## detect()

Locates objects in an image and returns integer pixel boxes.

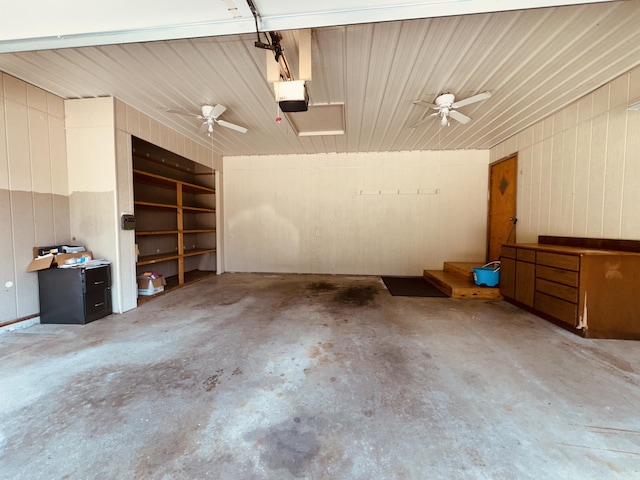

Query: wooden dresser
[500,238,640,339]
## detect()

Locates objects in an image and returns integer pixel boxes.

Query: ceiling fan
[166,104,248,135]
[411,91,491,127]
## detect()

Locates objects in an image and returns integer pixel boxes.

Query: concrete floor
[1,273,639,479]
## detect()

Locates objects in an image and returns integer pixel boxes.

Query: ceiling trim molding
[0,0,619,53]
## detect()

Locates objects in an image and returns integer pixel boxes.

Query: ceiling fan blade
[166,107,200,118]
[198,121,209,134]
[451,91,491,109]
[217,119,248,133]
[413,100,438,109]
[449,110,471,124]
[211,104,227,119]
[409,112,439,128]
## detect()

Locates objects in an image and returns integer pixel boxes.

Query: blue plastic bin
[473,261,501,287]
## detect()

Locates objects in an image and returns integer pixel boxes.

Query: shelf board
[135,230,179,236]
[133,169,215,195]
[137,252,180,266]
[133,169,176,191]
[136,229,215,236]
[134,200,178,210]
[182,205,216,213]
[182,182,215,195]
[183,248,216,258]
[183,229,216,234]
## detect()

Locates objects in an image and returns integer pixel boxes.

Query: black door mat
[381,276,448,297]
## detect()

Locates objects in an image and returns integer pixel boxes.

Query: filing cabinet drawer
[85,288,112,323]
[85,266,111,293]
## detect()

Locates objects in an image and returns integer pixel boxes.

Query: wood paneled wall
[0,74,69,324]
[490,65,640,242]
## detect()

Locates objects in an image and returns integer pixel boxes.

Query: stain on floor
[332,285,378,306]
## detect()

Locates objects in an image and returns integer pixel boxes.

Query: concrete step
[423,268,502,300]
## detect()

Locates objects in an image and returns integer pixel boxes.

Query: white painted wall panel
[586,114,607,237]
[539,137,553,233]
[548,131,564,235]
[559,126,577,234]
[224,150,489,275]
[66,97,120,312]
[491,64,640,243]
[603,106,626,237]
[622,111,640,239]
[0,74,69,324]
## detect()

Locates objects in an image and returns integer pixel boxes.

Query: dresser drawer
[535,292,577,326]
[516,248,536,263]
[536,265,579,287]
[536,252,580,271]
[501,246,516,259]
[536,278,578,303]
[85,266,111,293]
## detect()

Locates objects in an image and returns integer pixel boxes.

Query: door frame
[486,153,518,262]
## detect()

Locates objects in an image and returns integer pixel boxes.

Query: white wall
[0,74,69,325]
[223,150,490,276]
[490,65,640,243]
[65,97,121,312]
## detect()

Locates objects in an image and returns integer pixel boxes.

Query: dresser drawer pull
[93,280,105,285]
[94,302,105,308]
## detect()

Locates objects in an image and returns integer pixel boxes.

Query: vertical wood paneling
[517,147,534,242]
[491,65,640,243]
[622,68,640,239]
[539,138,553,233]
[622,110,640,238]
[548,130,564,234]
[29,107,55,244]
[586,114,607,237]
[529,141,543,237]
[5,97,38,318]
[573,120,591,236]
[0,74,18,322]
[560,125,577,234]
[603,106,626,237]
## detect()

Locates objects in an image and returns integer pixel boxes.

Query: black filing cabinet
[38,265,112,324]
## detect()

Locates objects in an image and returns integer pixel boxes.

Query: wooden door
[487,154,517,262]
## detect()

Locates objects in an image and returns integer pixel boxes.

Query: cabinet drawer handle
[94,280,105,285]
[94,302,105,308]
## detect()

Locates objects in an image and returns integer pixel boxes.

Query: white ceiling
[0,0,639,156]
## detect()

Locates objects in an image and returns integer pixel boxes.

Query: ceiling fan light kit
[166,103,248,136]
[411,91,491,128]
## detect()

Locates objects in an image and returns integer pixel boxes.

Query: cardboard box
[137,275,166,296]
[27,248,93,272]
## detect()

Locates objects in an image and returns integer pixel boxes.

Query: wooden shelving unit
[132,159,217,289]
